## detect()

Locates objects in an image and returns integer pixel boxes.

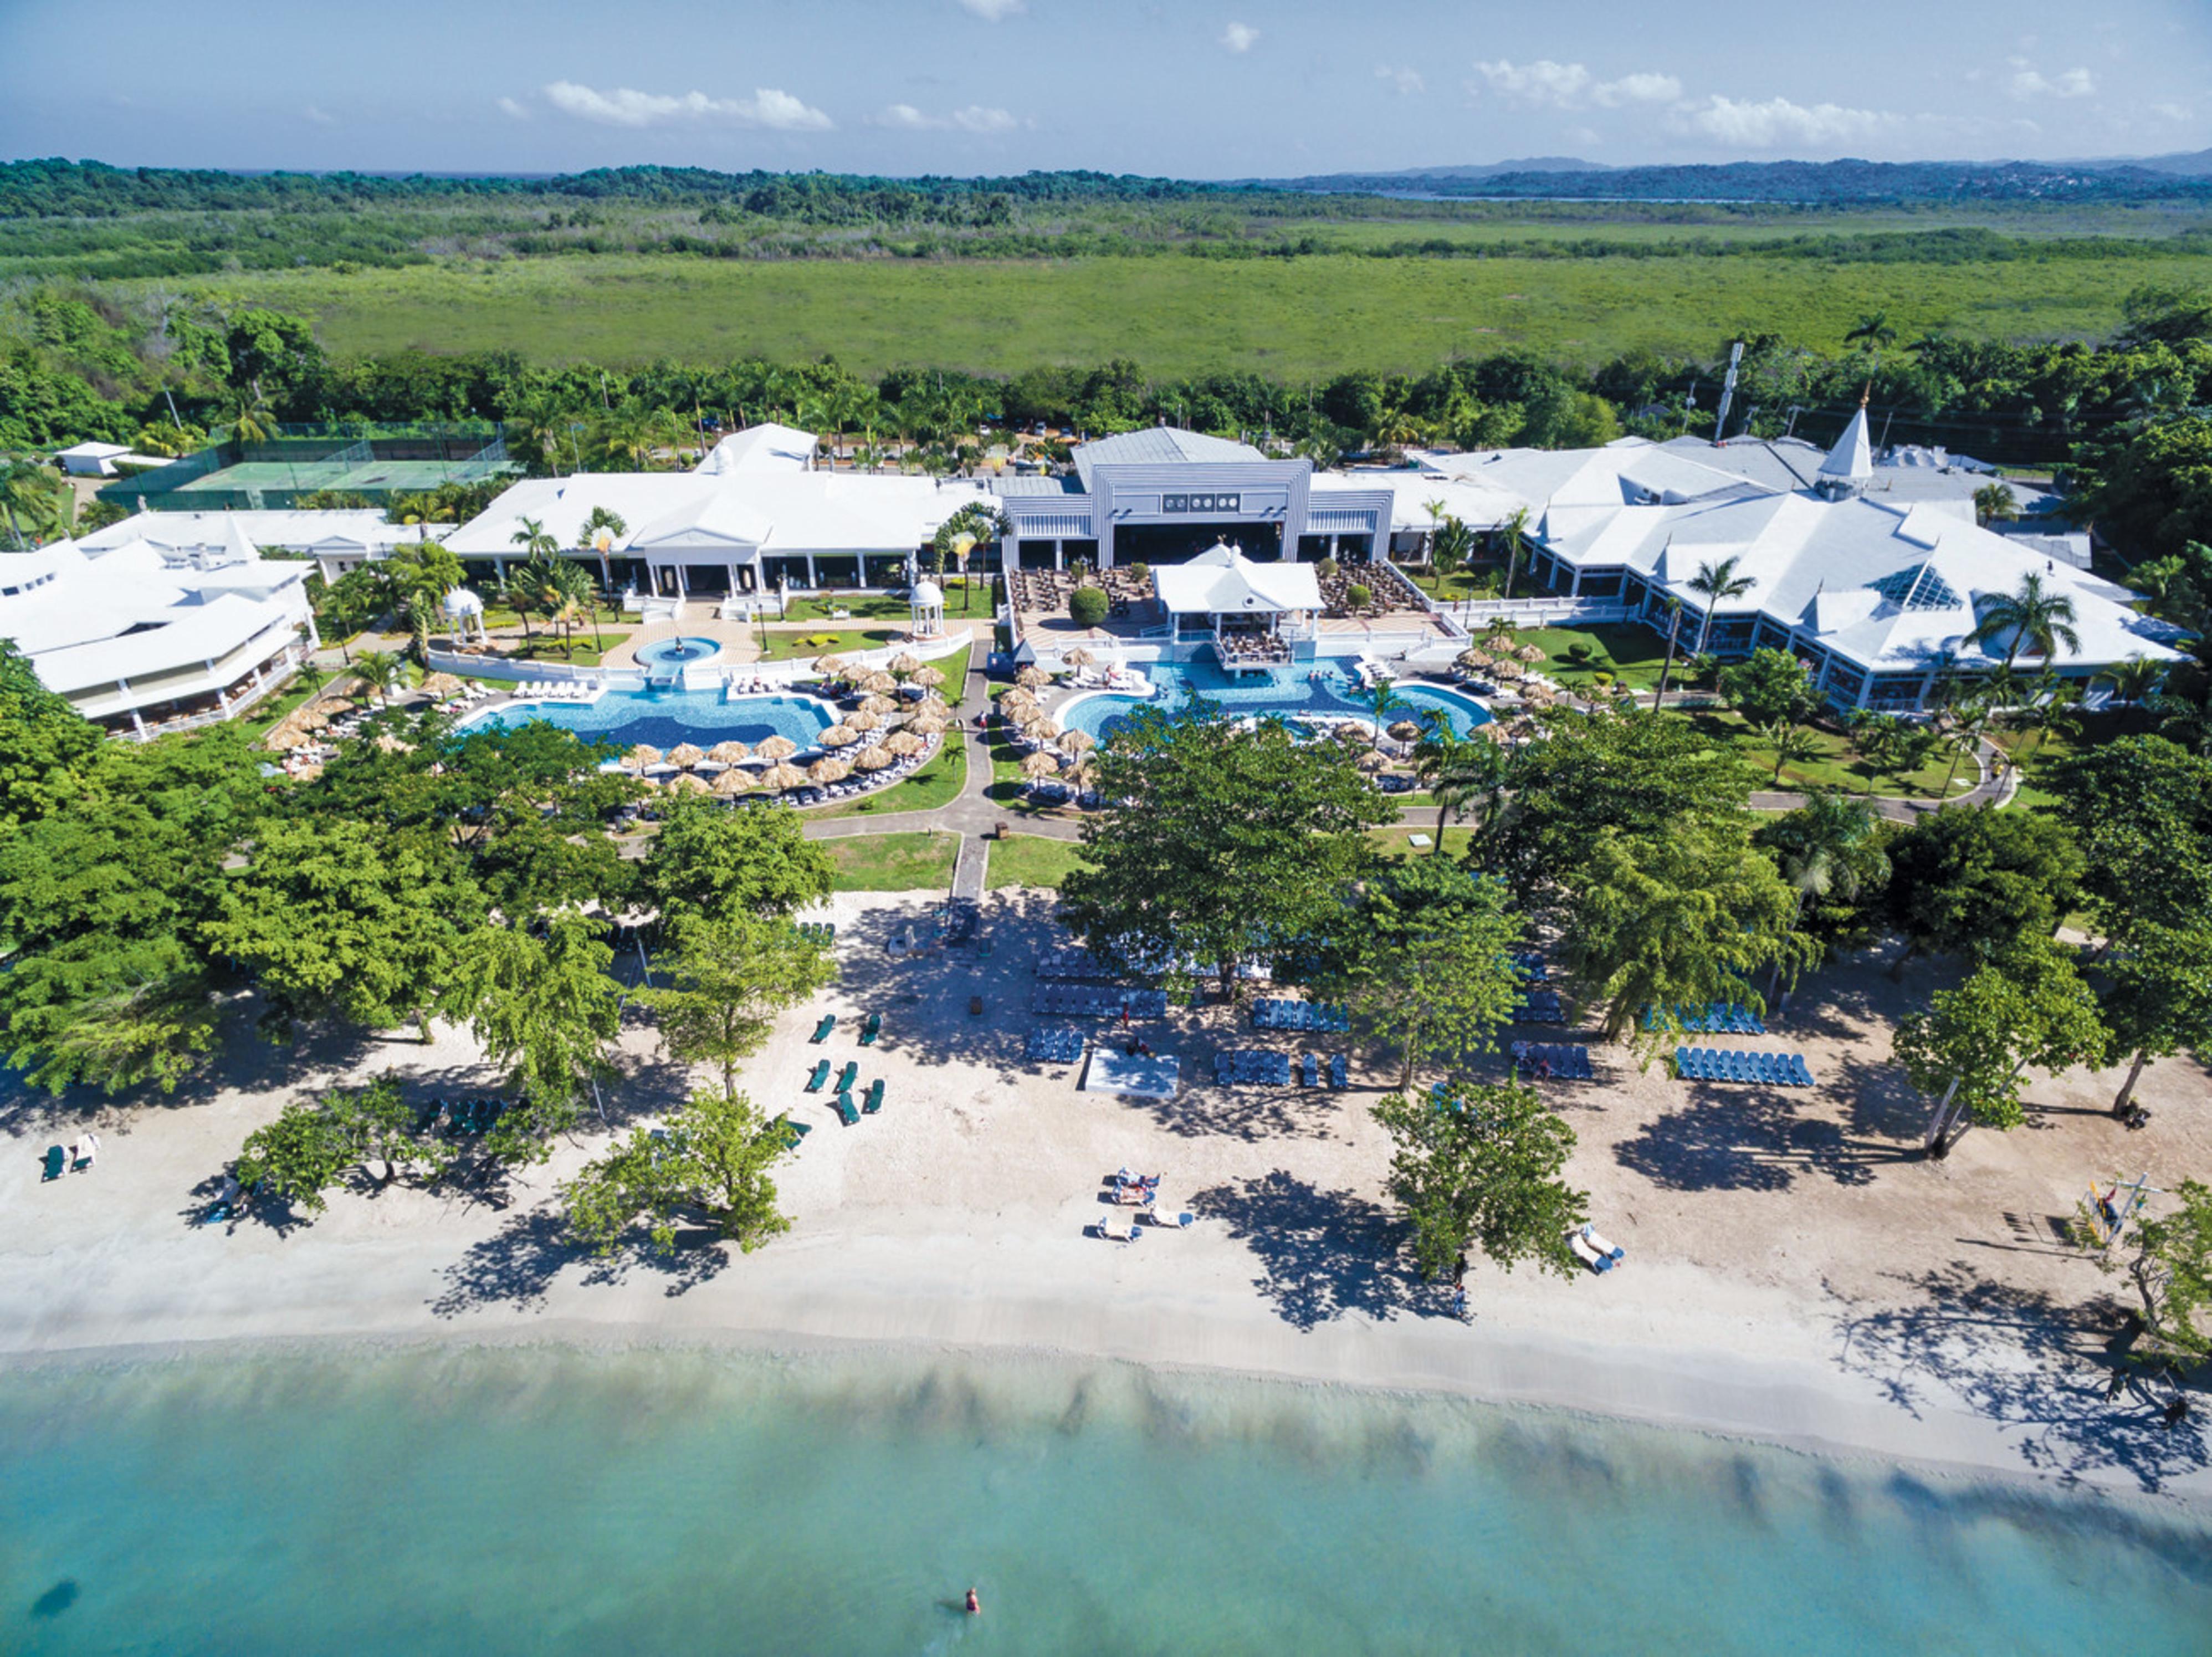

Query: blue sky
[2,0,2207,176]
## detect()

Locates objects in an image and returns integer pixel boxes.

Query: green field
[985,833,1094,890]
[145,246,2212,377]
[818,832,959,892]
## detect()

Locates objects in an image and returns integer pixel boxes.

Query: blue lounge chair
[859,1012,882,1046]
[863,1080,884,1114]
[803,1060,831,1093]
[832,1091,859,1127]
[1673,1047,1691,1079]
[833,1061,858,1094]
[1302,1052,1320,1087]
[1330,1053,1348,1088]
[1788,1053,1815,1087]
[810,1015,836,1044]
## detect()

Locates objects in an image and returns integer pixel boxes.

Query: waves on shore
[3,1342,2209,1654]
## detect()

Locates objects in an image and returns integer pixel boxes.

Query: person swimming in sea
[965,1588,981,1615]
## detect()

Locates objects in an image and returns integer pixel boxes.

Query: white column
[304,612,321,649]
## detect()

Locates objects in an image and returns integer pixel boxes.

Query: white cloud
[2009,62,2096,100]
[1472,59,1590,105]
[2152,101,2191,122]
[303,105,336,126]
[496,96,531,120]
[542,81,833,131]
[1375,65,1425,97]
[1221,22,1259,54]
[957,0,1023,17]
[1590,71,1681,108]
[1675,94,1892,148]
[875,103,1019,133]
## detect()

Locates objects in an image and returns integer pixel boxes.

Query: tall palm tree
[1934,701,1990,797]
[1687,555,1755,656]
[1972,482,2019,527]
[1413,729,1509,853]
[508,516,558,638]
[380,539,464,664]
[1,461,72,548]
[1498,507,1533,602]
[352,649,402,707]
[582,505,627,596]
[1967,571,2081,670]
[1650,595,1687,706]
[1431,515,1474,599]
[1763,790,1886,1003]
[2092,655,2165,708]
[1844,311,1897,365]
[1761,718,1820,783]
[1366,676,1407,740]
[228,388,277,446]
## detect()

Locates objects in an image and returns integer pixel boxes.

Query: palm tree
[2006,674,2081,760]
[1431,515,1474,600]
[228,388,277,446]
[2092,656,2165,708]
[1844,311,1897,365]
[1498,507,1533,602]
[380,539,464,663]
[1,461,73,548]
[353,649,402,707]
[1972,482,2019,528]
[1414,729,1510,852]
[1763,790,1886,1004]
[1687,555,1755,656]
[1933,702,1991,797]
[582,505,627,596]
[1761,718,1820,784]
[1650,595,1687,707]
[1849,710,1903,797]
[1366,676,1408,740]
[508,516,559,638]
[1967,571,2081,670]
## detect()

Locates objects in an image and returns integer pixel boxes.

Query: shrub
[1069,585,1109,627]
[1125,561,1150,584]
[1318,558,1340,580]
[1346,583,1373,610]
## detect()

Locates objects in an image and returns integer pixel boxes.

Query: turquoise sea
[3,1344,2208,1656]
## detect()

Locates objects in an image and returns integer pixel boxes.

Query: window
[1866,564,1959,611]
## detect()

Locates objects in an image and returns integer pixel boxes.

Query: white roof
[75,509,424,557]
[695,423,817,476]
[1313,472,1526,533]
[55,441,131,459]
[1151,544,1322,615]
[1820,407,1875,482]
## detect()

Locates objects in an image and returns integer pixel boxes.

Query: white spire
[1819,400,1874,485]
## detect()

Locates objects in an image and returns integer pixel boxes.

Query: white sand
[3,889,2207,1502]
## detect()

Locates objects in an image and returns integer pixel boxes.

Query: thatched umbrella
[1058,728,1097,756]
[375,732,414,755]
[1066,647,1097,667]
[1515,643,1547,663]
[708,739,751,764]
[883,730,926,757]
[1355,748,1390,772]
[999,698,1040,725]
[421,672,465,697]
[760,761,811,791]
[813,654,852,679]
[808,756,851,785]
[844,710,883,734]
[859,693,899,715]
[1022,716,1062,741]
[1021,750,1062,779]
[1484,631,1515,650]
[756,735,799,761]
[626,743,663,772]
[267,727,310,751]
[909,664,946,689]
[907,717,948,742]
[1489,659,1525,682]
[888,651,924,675]
[1388,720,1423,742]
[667,742,706,769]
[852,746,895,772]
[667,771,713,796]
[1015,664,1049,689]
[820,725,861,748]
[1457,647,1494,671]
[713,768,756,797]
[859,670,898,694]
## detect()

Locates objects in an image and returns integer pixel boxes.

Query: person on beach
[965,1588,980,1615]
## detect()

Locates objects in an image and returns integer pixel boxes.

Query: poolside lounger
[1302,1052,1320,1088]
[863,1080,884,1114]
[1674,1046,1693,1080]
[1583,1223,1626,1264]
[1330,1053,1348,1088]
[1568,1230,1613,1274]
[1788,1053,1815,1087]
[810,1014,837,1044]
[859,1012,882,1046]
[804,1060,831,1092]
[41,1144,66,1182]
[833,1061,858,1093]
[832,1091,859,1127]
[1148,1210,1195,1229]
[1098,1213,1143,1243]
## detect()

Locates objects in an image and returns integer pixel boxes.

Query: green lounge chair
[776,1114,811,1148]
[810,1015,837,1044]
[863,1079,884,1114]
[803,1060,831,1093]
[832,1091,859,1127]
[859,1012,882,1046]
[41,1145,66,1182]
[833,1061,858,1093]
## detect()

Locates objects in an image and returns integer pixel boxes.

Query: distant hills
[1258,157,2212,203]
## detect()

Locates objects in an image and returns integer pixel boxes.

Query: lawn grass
[233,674,325,740]
[1680,709,1968,797]
[1486,623,1673,692]
[985,833,1095,889]
[1369,825,1476,860]
[779,594,918,622]
[818,832,959,892]
[1988,705,2160,810]
[164,249,2204,378]
[760,626,903,662]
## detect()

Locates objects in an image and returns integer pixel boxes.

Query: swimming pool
[632,636,724,670]
[465,687,837,753]
[1060,659,1492,745]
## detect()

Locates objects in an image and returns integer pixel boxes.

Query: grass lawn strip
[820,832,959,892]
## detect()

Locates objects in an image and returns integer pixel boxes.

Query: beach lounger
[1330,1053,1348,1088]
[1673,1047,1692,1080]
[41,1144,66,1182]
[1568,1230,1614,1274]
[1583,1223,1626,1264]
[859,1012,882,1046]
[1098,1213,1143,1243]
[776,1114,812,1148]
[832,1091,859,1127]
[1788,1053,1815,1087]
[804,1060,831,1092]
[1302,1052,1320,1087]
[810,1014,836,1044]
[863,1080,884,1114]
[833,1061,858,1093]
[1148,1209,1194,1229]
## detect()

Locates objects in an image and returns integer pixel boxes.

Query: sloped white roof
[695,423,817,476]
[1820,407,1875,482]
[1314,472,1525,533]
[1151,544,1322,615]
[76,508,423,558]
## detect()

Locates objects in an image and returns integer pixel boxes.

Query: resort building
[1153,544,1324,666]
[82,509,432,577]
[0,517,317,734]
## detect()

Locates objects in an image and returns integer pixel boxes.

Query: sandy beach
[3,888,2207,1503]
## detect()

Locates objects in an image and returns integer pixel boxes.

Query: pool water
[465,688,835,753]
[1063,659,1492,745]
[632,636,723,669]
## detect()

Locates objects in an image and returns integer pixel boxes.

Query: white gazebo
[443,585,488,646]
[909,577,945,638]
[1150,543,1322,671]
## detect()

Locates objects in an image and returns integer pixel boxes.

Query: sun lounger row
[1036,943,1113,980]
[1512,988,1566,1024]
[1251,998,1350,1034]
[1513,1043,1594,1081]
[796,922,837,945]
[1569,1223,1627,1274]
[1030,984,1169,1019]
[1215,1049,1293,1086]
[1295,1051,1352,1087]
[1027,1026,1087,1063]
[1508,952,1548,983]
[1645,1002,1765,1036]
[1675,1047,1814,1086]
[818,1076,888,1126]
[427,1096,508,1136]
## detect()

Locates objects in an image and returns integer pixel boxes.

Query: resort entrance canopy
[1152,544,1320,667]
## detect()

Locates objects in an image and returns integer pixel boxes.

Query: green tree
[1431,514,1474,594]
[234,1097,356,1216]
[209,818,478,1042]
[1753,791,1892,976]
[1883,805,2083,976]
[0,639,101,828]
[376,538,465,663]
[1717,648,1815,728]
[1687,555,1755,655]
[324,1073,449,1188]
[646,797,836,925]
[1972,480,2020,527]
[1893,938,2107,1157]
[1372,1081,1588,1285]
[1762,717,1821,782]
[1314,858,1524,1091]
[2087,1180,2212,1365]
[1069,584,1109,628]
[352,649,403,706]
[646,912,838,1099]
[441,911,623,1144]
[1411,726,1510,852]
[1967,571,2082,670]
[1498,506,1532,602]
[2049,734,2212,938]
[2095,922,2212,1117]
[562,1087,796,1257]
[1061,710,1391,999]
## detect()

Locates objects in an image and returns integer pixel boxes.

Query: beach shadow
[1190,1168,1426,1330]
[1615,1087,1907,1193]
[1831,1260,2209,1492]
[429,1207,730,1316]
